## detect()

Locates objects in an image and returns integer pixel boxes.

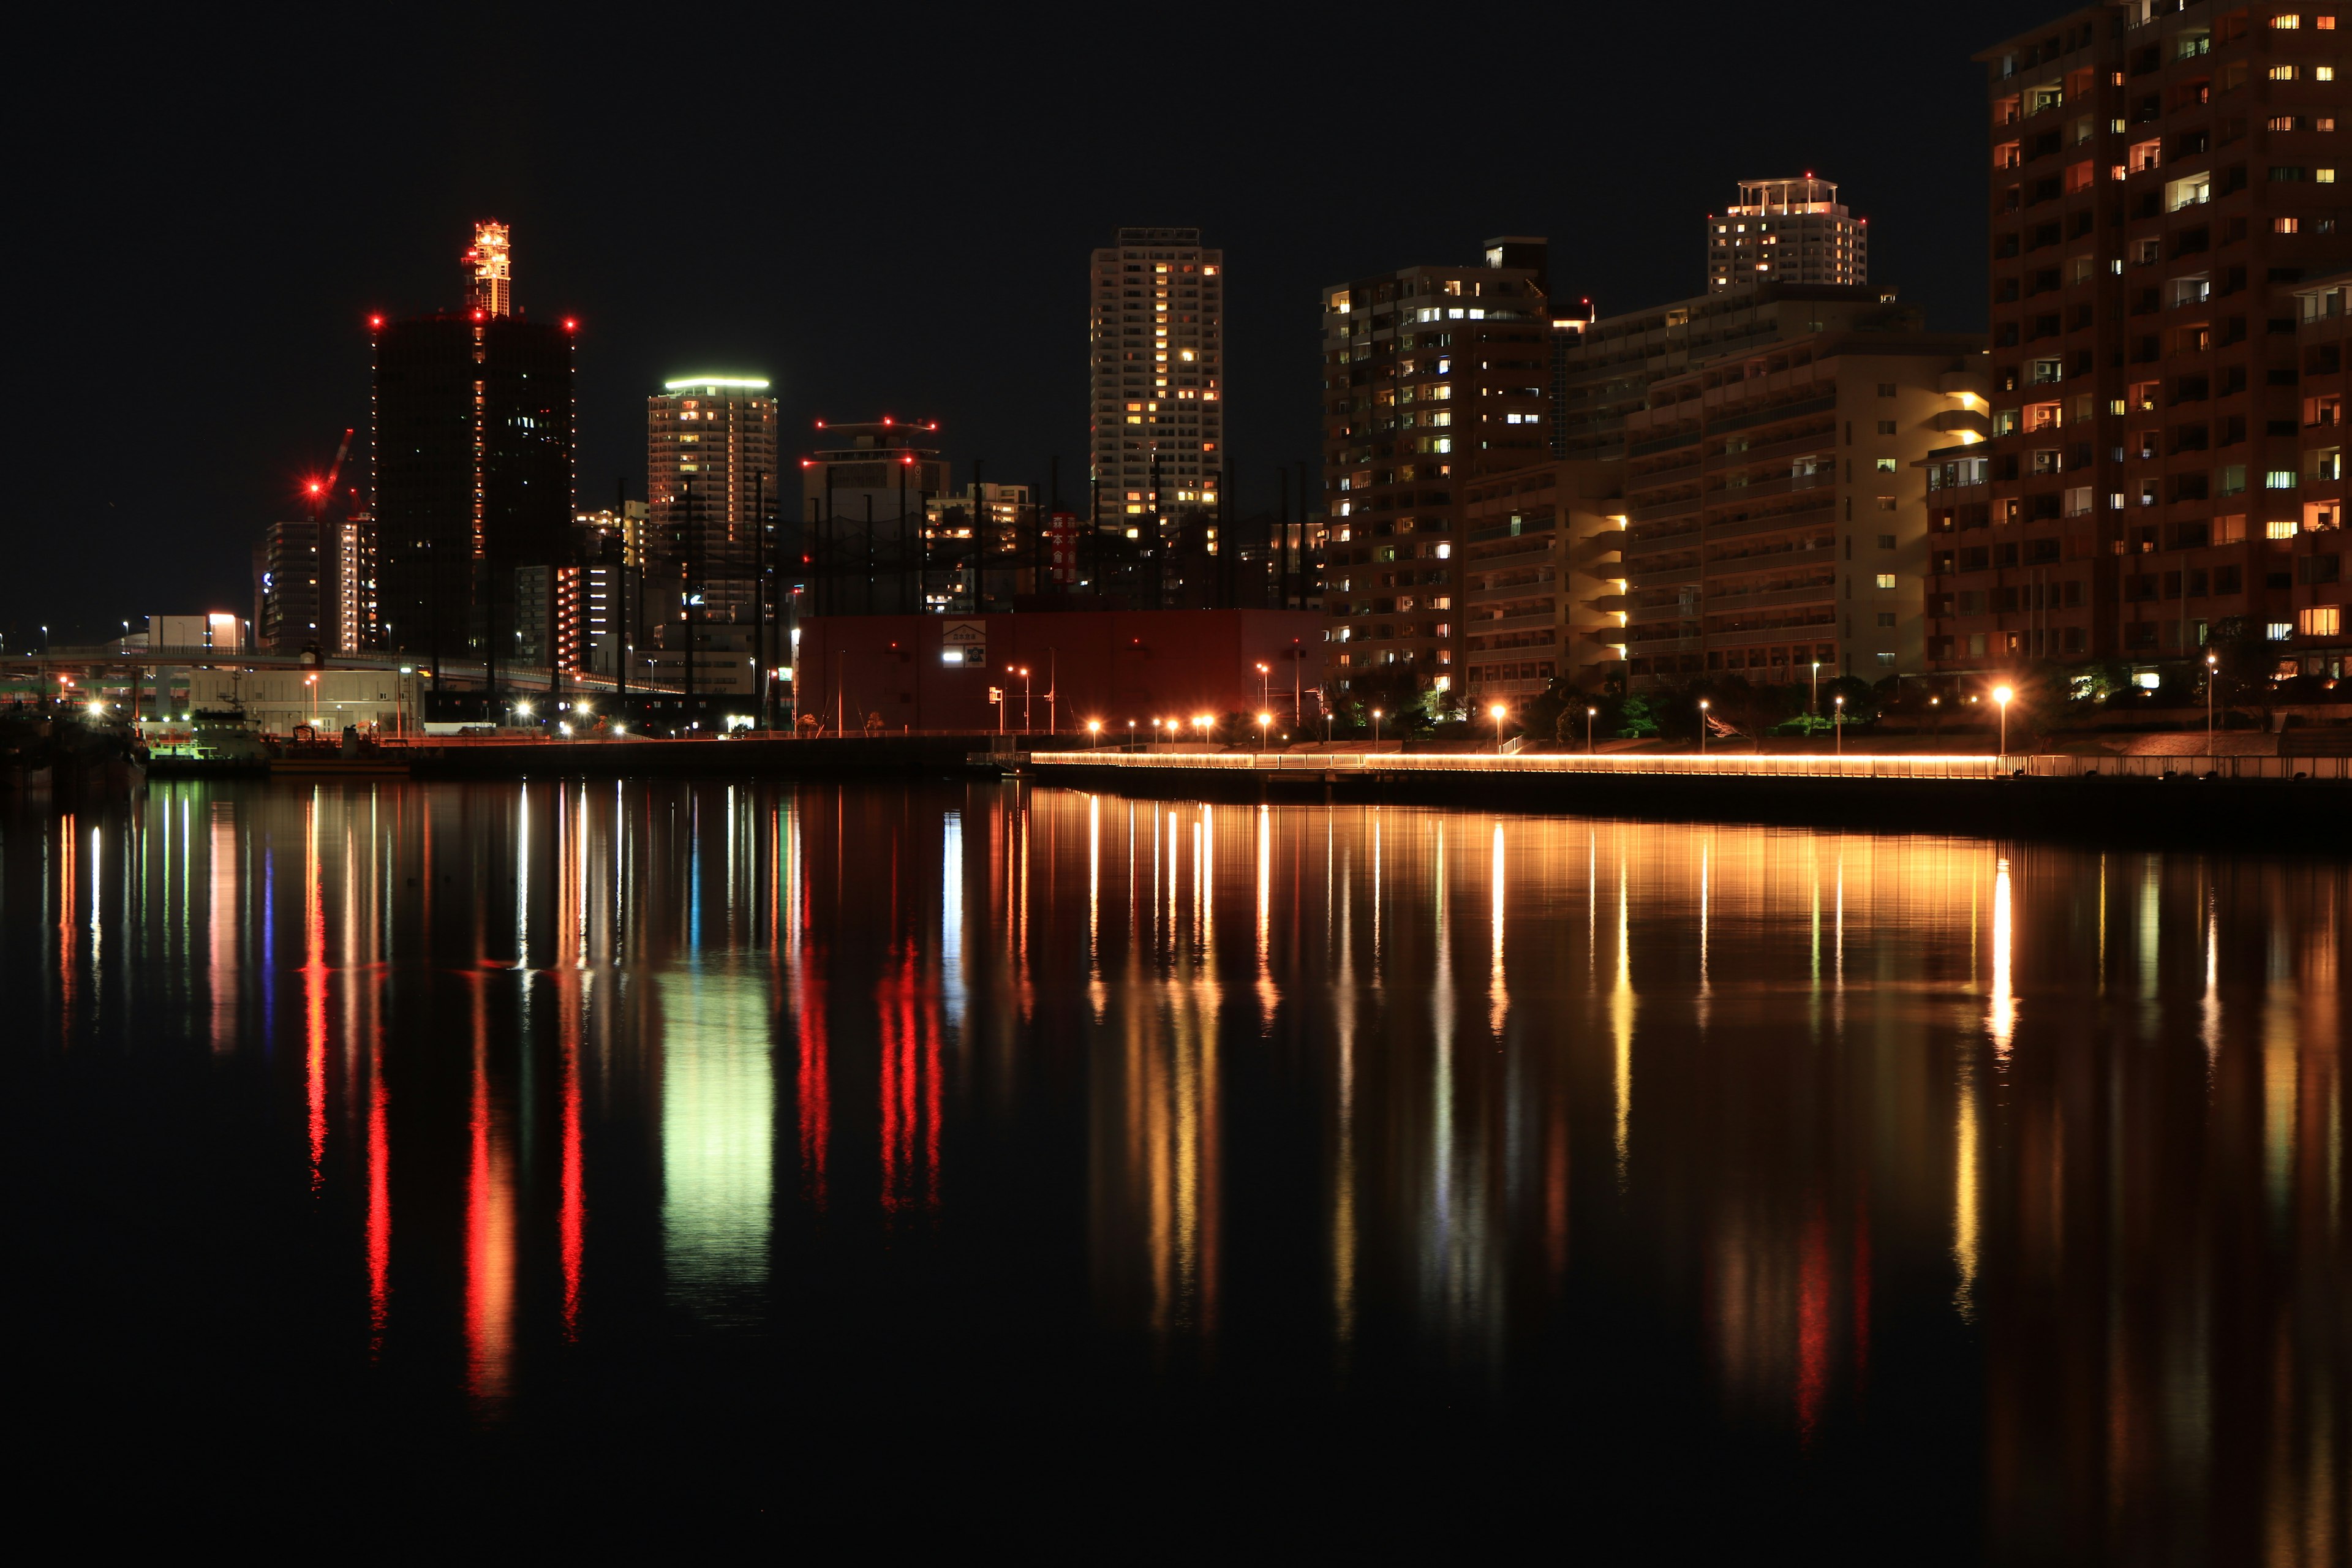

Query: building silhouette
[370,221,575,671]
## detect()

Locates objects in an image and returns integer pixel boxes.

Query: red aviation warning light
[562,317,578,332]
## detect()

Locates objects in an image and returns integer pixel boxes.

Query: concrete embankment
[1009,753,2352,851]
[402,733,996,778]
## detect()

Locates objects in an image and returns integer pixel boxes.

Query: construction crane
[304,428,355,517]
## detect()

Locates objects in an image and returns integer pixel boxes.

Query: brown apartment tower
[1930,1,2352,680]
[1321,238,1553,701]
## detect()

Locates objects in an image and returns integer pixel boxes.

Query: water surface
[6,780,2345,1558]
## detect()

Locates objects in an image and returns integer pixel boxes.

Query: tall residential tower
[1706,178,1868,293]
[1088,228,1224,530]
[1319,238,1553,698]
[646,376,780,632]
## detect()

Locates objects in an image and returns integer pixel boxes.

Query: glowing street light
[1087,718,1102,748]
[1992,684,2013,755]
[1371,707,1383,744]
[1193,712,1213,743]
[1698,696,1710,757]
[1256,661,1270,707]
[1488,701,1508,752]
[1256,710,1271,748]
[1834,693,1846,756]
[2204,652,2218,761]
[1586,705,1598,755]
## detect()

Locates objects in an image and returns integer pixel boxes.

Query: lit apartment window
[2268,470,2301,489]
[2302,606,2343,636]
[2268,622,2296,640]
[1874,573,1897,589]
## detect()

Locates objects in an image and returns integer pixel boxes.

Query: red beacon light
[367,314,385,330]
[471,309,486,322]
[562,317,578,332]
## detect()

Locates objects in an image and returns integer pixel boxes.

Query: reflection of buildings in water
[660,963,775,1319]
[464,974,514,1409]
[876,948,943,1215]
[208,799,238,1051]
[1093,971,1221,1342]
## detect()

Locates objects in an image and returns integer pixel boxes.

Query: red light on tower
[471,309,485,322]
[882,416,893,426]
[368,314,385,330]
[562,317,578,332]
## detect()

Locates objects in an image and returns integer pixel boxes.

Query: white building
[1706,177,1867,294]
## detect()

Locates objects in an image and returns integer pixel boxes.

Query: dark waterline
[6,780,2345,1557]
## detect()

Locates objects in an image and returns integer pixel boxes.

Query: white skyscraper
[1087,227,1224,533]
[1705,177,1868,294]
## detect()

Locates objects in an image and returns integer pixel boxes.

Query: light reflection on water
[6,778,2347,1556]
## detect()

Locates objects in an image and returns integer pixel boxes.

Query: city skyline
[6,2,2057,641]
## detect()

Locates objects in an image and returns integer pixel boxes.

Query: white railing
[1017,750,2352,783]
[1023,750,2018,780]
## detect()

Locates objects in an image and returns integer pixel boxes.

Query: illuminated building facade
[258,511,377,653]
[1542,282,1983,690]
[1320,238,1553,696]
[1706,178,1869,293]
[2286,270,2350,673]
[371,222,575,664]
[466,222,511,318]
[1088,228,1224,533]
[647,377,778,635]
[1940,3,2352,676]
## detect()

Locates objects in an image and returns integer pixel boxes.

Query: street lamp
[1698,697,1710,757]
[1834,693,1845,756]
[1993,684,2013,755]
[1488,701,1509,752]
[1008,665,1032,734]
[1810,660,1820,717]
[1371,707,1382,744]
[1194,712,1213,744]
[1257,711,1271,749]
[1256,661,1270,708]
[1586,705,1598,755]
[2204,652,2218,762]
[1087,718,1102,748]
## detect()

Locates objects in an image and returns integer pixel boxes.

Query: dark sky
[9,1,2057,643]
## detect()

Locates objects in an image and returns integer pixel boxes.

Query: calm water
[6,779,2346,1557]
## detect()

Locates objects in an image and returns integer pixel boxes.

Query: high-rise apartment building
[260,518,325,650]
[1518,283,1984,696]
[1706,178,1869,293]
[1933,3,2352,677]
[1088,228,1224,530]
[258,510,377,653]
[372,221,575,664]
[647,376,780,633]
[1321,238,1554,698]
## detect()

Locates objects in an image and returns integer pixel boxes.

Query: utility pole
[614,475,630,703]
[753,469,767,730]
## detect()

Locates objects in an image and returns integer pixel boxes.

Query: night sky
[12,2,2057,644]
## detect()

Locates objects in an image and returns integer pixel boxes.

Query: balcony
[1463,542,1553,573]
[1702,581,1838,613]
[1468,610,1557,635]
[1467,580,1553,606]
[1627,562,1701,590]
